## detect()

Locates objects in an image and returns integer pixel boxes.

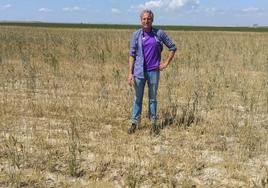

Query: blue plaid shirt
[129,27,177,78]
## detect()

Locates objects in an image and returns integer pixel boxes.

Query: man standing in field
[127,9,177,135]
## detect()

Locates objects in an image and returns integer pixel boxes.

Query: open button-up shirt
[129,28,177,78]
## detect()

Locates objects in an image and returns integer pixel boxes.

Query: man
[128,9,177,135]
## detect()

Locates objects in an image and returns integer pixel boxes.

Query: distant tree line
[1,22,268,32]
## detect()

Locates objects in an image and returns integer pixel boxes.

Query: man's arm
[159,50,176,71]
[128,56,135,86]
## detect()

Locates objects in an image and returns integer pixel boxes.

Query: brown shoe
[128,123,137,134]
[150,121,160,136]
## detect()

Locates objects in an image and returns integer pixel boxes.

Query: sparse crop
[0,25,267,187]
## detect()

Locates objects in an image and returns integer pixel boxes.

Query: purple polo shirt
[142,31,161,71]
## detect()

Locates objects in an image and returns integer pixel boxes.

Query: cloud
[137,0,199,11]
[111,8,121,14]
[141,0,163,9]
[242,7,259,12]
[0,4,11,10]
[38,8,52,13]
[204,7,216,12]
[62,6,83,12]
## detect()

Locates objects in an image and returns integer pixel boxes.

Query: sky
[0,0,267,26]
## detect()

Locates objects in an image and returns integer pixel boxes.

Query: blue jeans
[131,70,160,124]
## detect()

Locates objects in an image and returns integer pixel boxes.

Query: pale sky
[0,0,267,26]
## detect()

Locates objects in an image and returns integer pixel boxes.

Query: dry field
[0,26,267,187]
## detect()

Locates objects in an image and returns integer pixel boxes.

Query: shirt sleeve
[160,30,177,52]
[129,31,137,58]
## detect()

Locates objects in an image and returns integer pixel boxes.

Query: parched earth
[0,112,267,187]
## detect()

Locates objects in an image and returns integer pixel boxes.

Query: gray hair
[140,9,154,21]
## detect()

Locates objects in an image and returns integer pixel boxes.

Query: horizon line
[1,21,268,30]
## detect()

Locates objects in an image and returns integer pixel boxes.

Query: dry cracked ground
[0,105,267,187]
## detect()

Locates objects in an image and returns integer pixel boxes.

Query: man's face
[141,13,153,30]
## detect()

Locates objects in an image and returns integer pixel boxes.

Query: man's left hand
[159,62,168,71]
